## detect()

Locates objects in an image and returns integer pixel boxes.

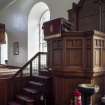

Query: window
[28,2,50,60]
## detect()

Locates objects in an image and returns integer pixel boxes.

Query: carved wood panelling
[95,49,101,66]
[102,40,105,47]
[87,39,91,48]
[95,39,102,47]
[102,49,105,67]
[66,49,82,66]
[53,40,62,49]
[53,50,62,66]
[52,40,63,66]
[85,39,91,68]
[46,30,105,105]
[66,39,82,66]
[94,39,105,67]
[87,49,91,67]
[66,39,82,48]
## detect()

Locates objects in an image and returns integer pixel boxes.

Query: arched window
[28,2,50,60]
[39,10,50,52]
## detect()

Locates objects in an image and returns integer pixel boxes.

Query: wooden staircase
[7,52,53,105]
[8,74,52,105]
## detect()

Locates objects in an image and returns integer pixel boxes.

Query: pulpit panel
[53,50,62,66]
[102,49,105,66]
[48,39,64,69]
[94,49,101,67]
[86,39,91,68]
[93,36,105,71]
[65,39,82,66]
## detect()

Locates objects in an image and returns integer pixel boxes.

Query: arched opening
[1,32,8,64]
[28,2,50,60]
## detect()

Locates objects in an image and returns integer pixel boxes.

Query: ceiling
[0,0,13,9]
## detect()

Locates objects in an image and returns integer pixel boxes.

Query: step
[33,74,50,80]
[8,101,21,105]
[23,87,39,94]
[39,70,51,76]
[29,81,44,87]
[16,95,34,103]
[32,74,51,83]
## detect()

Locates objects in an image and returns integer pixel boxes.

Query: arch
[28,2,50,60]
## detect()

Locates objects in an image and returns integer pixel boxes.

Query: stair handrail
[12,52,47,78]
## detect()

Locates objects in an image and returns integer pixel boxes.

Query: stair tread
[23,87,39,94]
[17,95,34,103]
[33,74,50,79]
[29,81,44,86]
[8,101,21,105]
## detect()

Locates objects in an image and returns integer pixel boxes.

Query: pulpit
[43,18,105,105]
[43,0,105,105]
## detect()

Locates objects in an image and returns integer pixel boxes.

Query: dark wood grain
[68,0,105,32]
[46,29,105,105]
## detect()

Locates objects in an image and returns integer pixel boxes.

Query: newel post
[30,61,32,77]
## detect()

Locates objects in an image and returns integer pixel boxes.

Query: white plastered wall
[0,0,79,66]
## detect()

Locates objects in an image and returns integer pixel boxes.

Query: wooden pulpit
[43,17,105,105]
[43,0,105,105]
